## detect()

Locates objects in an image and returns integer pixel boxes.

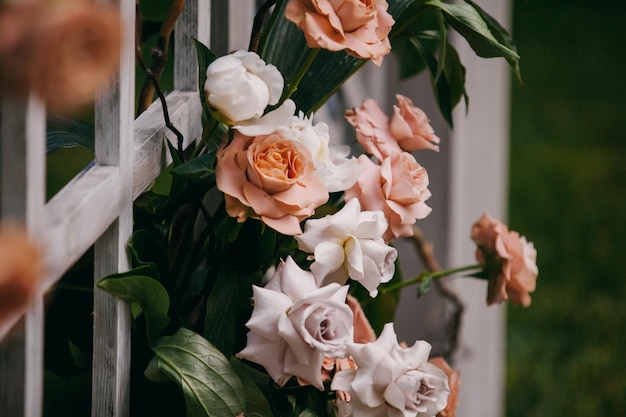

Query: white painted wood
[229,0,256,51]
[91,0,135,415]
[174,0,211,91]
[0,96,46,417]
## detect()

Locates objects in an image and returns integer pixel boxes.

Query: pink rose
[345,153,432,241]
[471,213,538,307]
[285,0,395,66]
[390,95,440,152]
[215,130,328,235]
[346,95,440,160]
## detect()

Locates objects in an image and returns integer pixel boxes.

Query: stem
[282,48,320,102]
[380,264,483,294]
[191,117,220,158]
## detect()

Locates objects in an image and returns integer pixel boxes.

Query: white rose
[331,323,450,417]
[204,50,284,123]
[236,256,354,390]
[295,198,397,297]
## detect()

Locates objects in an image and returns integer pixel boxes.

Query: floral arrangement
[0,1,538,417]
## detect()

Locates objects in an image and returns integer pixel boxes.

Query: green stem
[283,48,321,102]
[380,264,483,294]
[191,117,220,158]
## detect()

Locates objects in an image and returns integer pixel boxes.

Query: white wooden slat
[174,0,210,92]
[91,0,135,415]
[132,91,202,199]
[0,96,46,417]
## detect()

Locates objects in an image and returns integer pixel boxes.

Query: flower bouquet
[2,0,538,416]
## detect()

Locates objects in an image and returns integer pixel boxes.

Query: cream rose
[471,213,539,307]
[285,0,395,66]
[236,257,354,390]
[204,50,284,123]
[345,153,432,242]
[215,130,329,235]
[295,198,397,296]
[331,323,449,417]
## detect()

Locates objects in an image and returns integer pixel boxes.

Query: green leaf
[230,358,274,417]
[151,328,246,417]
[97,274,170,340]
[129,230,169,283]
[193,38,218,121]
[464,0,522,83]
[171,151,217,181]
[417,275,433,297]
[47,117,95,153]
[424,1,519,61]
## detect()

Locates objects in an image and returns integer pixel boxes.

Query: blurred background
[506,0,626,415]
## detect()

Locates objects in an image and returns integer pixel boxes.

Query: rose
[428,357,461,417]
[215,130,329,235]
[0,224,43,341]
[236,257,354,390]
[331,323,449,417]
[204,50,284,123]
[390,95,441,153]
[471,213,538,306]
[285,0,395,66]
[279,112,361,192]
[346,294,376,344]
[346,96,440,161]
[345,153,432,242]
[295,198,397,296]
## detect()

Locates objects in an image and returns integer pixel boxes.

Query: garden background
[506,0,626,415]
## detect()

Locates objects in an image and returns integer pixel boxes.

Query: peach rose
[0,224,43,341]
[346,95,440,160]
[285,0,395,66]
[216,130,328,235]
[346,294,376,343]
[428,357,461,417]
[345,153,432,242]
[390,95,440,152]
[471,213,538,307]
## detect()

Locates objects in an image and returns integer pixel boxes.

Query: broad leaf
[129,229,169,283]
[424,1,519,61]
[193,38,217,120]
[230,358,274,417]
[171,151,217,181]
[97,274,170,340]
[151,328,246,417]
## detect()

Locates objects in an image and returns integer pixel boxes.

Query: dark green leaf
[129,230,169,283]
[442,42,468,114]
[193,38,217,119]
[151,328,246,417]
[464,0,522,83]
[97,274,170,340]
[171,152,217,181]
[424,1,519,61]
[230,358,274,417]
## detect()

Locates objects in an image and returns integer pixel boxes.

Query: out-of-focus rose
[345,294,376,343]
[471,213,538,307]
[428,357,461,417]
[204,50,284,123]
[346,96,440,161]
[390,95,440,152]
[236,257,354,390]
[215,130,328,235]
[285,0,395,66]
[331,323,449,417]
[0,224,43,341]
[295,199,397,296]
[345,153,432,242]
[0,2,121,115]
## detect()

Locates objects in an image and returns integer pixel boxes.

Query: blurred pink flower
[471,213,538,307]
[285,0,394,66]
[428,357,461,417]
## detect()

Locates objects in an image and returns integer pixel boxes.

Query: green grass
[506,1,626,416]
